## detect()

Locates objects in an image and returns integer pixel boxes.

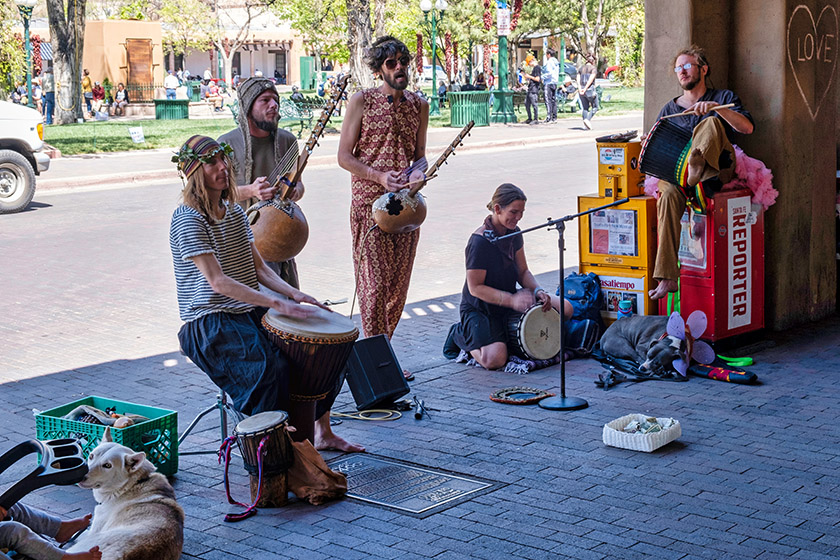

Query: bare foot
[314,413,365,453]
[56,514,92,543]
[63,546,101,560]
[686,148,706,186]
[648,279,679,300]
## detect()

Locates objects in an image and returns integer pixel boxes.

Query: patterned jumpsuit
[350,88,422,338]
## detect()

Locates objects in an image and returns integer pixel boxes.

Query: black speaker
[345,335,410,410]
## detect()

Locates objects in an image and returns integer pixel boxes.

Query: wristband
[534,287,546,297]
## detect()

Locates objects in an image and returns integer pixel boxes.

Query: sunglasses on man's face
[674,63,698,73]
[384,56,411,70]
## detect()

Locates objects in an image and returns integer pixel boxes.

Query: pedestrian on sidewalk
[81,69,93,118]
[542,49,560,122]
[164,71,179,100]
[578,54,598,129]
[521,55,541,124]
[41,68,55,124]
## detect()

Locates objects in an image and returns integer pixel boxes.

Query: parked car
[604,65,621,81]
[421,65,447,83]
[0,101,49,214]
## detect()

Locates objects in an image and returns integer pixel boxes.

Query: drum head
[234,410,288,436]
[519,306,562,360]
[263,306,358,339]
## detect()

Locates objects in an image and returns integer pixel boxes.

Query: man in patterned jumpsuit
[337,36,430,380]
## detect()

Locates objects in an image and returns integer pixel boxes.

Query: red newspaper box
[659,188,764,342]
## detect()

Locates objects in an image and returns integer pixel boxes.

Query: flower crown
[171,137,233,179]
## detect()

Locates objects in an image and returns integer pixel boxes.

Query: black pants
[525,90,539,121]
[544,83,557,120]
[581,92,597,120]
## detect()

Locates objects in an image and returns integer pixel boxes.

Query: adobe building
[29,18,308,89]
[645,0,837,329]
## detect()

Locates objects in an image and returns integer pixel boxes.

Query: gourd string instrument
[249,74,351,262]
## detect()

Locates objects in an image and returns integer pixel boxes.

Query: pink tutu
[643,145,778,210]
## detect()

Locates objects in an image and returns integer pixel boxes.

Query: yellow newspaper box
[597,141,644,199]
[578,194,657,270]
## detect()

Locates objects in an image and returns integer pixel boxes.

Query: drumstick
[660,103,735,119]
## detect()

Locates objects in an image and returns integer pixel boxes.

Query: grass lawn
[46,87,643,156]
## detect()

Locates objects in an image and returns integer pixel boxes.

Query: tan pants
[654,118,736,281]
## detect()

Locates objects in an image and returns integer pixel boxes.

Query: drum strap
[218,435,268,522]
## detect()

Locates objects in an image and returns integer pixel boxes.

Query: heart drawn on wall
[787,4,839,120]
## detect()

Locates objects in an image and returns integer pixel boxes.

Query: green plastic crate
[35,396,178,476]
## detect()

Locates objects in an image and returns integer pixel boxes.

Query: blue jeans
[166,88,176,100]
[43,92,54,124]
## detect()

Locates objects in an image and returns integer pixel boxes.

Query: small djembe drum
[233,411,294,508]
[506,305,563,361]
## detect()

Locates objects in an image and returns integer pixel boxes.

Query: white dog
[68,428,184,560]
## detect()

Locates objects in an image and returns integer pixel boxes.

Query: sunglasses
[384,55,411,70]
[674,62,699,73]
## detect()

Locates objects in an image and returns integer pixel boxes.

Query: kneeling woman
[452,183,572,370]
[169,135,325,416]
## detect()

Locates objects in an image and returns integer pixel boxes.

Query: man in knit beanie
[218,78,364,454]
[218,77,303,287]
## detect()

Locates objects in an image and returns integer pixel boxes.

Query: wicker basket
[602,413,681,452]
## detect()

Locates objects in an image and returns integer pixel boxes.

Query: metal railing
[126,83,162,103]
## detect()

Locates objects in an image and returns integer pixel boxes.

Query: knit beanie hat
[236,77,295,184]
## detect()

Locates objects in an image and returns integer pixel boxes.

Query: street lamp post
[490,1,517,123]
[15,0,37,110]
[420,0,447,116]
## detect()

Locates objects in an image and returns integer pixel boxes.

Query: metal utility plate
[328,455,494,516]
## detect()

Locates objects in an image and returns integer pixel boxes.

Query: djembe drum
[639,117,694,188]
[261,306,359,444]
[233,411,294,507]
[506,305,562,360]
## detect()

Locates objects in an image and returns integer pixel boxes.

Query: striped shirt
[170,202,258,322]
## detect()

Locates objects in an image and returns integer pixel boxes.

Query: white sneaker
[583,118,592,130]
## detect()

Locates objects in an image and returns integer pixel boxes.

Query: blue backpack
[557,272,605,355]
[559,272,605,328]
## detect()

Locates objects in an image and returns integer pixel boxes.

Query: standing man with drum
[445,184,572,370]
[218,77,303,288]
[647,45,754,300]
[337,35,429,381]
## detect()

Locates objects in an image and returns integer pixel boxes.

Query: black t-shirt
[460,231,524,318]
[657,88,754,143]
[528,65,542,93]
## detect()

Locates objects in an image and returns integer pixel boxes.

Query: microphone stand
[494,197,630,411]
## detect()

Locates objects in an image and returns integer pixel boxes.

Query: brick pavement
[2,121,840,559]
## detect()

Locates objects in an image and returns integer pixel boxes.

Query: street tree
[271,0,349,71]
[159,0,213,65]
[346,0,374,88]
[46,0,87,124]
[0,0,25,96]
[612,0,644,85]
[203,0,269,87]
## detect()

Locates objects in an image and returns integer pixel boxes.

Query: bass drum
[248,199,309,262]
[372,189,427,234]
[506,305,562,360]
